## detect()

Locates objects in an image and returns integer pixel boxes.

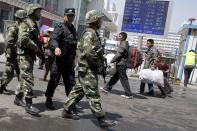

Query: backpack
[125,43,143,69]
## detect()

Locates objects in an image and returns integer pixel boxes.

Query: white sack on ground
[138,69,164,87]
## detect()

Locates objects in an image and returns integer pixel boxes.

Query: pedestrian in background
[0,10,27,94]
[100,32,133,99]
[157,60,173,97]
[183,50,197,90]
[40,27,53,81]
[139,39,161,96]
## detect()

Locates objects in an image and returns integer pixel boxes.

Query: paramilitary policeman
[62,10,117,128]
[0,10,26,94]
[45,8,78,110]
[15,4,43,115]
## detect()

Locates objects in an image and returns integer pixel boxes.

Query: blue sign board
[121,0,170,36]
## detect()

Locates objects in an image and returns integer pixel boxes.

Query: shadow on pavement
[81,111,122,130]
[110,89,148,99]
[1,89,15,95]
[33,89,45,97]
[34,100,64,113]
[0,108,78,131]
[0,108,7,117]
[139,91,170,99]
[110,89,124,95]
[133,94,148,99]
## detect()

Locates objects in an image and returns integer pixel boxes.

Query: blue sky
[170,0,197,32]
[107,0,197,33]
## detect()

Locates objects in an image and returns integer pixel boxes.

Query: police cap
[64,8,75,15]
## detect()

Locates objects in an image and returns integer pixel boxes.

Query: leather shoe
[45,97,55,110]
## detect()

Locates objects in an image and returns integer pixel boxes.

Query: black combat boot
[98,116,117,128]
[14,95,26,107]
[62,109,79,120]
[0,85,3,94]
[25,98,40,115]
[45,97,55,110]
[0,85,11,95]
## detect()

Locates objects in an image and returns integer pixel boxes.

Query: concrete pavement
[0,59,197,131]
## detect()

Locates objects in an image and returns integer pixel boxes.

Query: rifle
[93,38,107,83]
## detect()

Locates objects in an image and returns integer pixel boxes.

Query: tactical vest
[60,23,77,57]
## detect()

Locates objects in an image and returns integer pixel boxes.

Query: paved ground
[0,60,197,131]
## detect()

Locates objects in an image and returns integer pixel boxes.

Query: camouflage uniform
[63,10,117,128]
[1,23,20,86]
[16,5,42,99]
[63,11,105,118]
[0,10,26,94]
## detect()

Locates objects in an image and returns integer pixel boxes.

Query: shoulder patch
[83,31,94,47]
[19,22,30,32]
[83,31,94,40]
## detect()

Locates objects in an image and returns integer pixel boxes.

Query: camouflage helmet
[15,9,27,19]
[27,3,42,15]
[85,10,104,24]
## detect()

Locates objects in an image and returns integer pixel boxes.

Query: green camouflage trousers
[63,68,105,118]
[15,55,34,98]
[1,57,20,86]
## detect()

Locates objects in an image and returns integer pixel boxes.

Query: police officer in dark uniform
[45,8,78,109]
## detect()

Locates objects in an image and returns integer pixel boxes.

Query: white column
[75,0,81,30]
[137,36,143,50]
[9,5,15,20]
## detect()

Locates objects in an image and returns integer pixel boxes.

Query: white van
[105,40,118,51]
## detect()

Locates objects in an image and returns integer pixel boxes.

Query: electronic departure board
[121,0,171,36]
